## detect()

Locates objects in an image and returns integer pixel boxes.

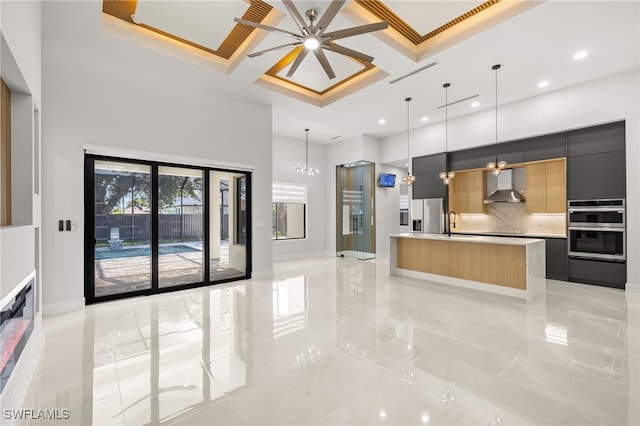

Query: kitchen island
[390,233,545,303]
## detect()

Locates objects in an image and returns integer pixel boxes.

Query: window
[400,194,409,226]
[272,182,306,240]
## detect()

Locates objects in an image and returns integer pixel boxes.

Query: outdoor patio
[95,243,245,297]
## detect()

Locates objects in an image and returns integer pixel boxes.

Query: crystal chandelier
[294,128,319,176]
[402,97,416,186]
[487,64,507,176]
[439,83,455,185]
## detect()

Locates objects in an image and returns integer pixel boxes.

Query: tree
[94,171,202,214]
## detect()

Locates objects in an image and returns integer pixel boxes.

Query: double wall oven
[568,199,625,262]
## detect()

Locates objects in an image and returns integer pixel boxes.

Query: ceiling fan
[234,0,388,79]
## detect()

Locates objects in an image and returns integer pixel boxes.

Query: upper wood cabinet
[448,170,487,214]
[525,159,566,214]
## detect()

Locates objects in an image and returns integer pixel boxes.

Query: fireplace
[0,271,35,393]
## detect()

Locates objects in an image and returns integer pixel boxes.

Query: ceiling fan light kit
[236,0,388,79]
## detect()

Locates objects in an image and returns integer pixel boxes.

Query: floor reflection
[15,257,640,426]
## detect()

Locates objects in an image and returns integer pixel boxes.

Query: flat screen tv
[378,173,396,188]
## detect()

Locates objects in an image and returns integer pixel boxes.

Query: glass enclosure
[336,161,375,260]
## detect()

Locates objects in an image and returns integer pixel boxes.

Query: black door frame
[84,154,252,305]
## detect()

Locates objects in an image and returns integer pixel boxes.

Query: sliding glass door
[92,160,152,297]
[85,155,251,304]
[158,166,204,288]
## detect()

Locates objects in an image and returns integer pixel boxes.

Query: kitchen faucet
[448,210,457,237]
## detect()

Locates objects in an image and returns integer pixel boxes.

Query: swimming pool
[95,244,200,260]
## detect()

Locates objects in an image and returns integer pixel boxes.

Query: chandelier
[439,83,455,185]
[294,128,319,176]
[402,97,416,185]
[487,64,506,176]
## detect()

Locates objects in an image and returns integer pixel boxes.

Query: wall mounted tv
[378,173,396,188]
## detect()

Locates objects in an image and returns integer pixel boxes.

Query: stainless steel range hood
[484,169,526,203]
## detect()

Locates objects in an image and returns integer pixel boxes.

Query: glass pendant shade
[439,83,454,185]
[487,64,506,176]
[294,129,319,176]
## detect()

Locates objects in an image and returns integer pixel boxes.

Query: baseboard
[43,298,85,315]
[626,282,640,294]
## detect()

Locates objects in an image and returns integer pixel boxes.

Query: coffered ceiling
[100,0,640,144]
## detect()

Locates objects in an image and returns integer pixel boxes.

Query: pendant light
[402,97,416,186]
[439,83,455,185]
[294,128,319,176]
[487,64,506,176]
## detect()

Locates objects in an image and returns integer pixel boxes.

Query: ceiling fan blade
[323,43,374,63]
[234,17,301,39]
[282,0,311,36]
[315,0,346,36]
[248,42,302,58]
[313,49,336,79]
[286,48,309,78]
[323,21,388,41]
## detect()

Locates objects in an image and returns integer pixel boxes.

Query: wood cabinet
[448,170,486,214]
[525,159,566,214]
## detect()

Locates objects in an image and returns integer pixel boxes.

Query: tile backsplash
[454,203,566,236]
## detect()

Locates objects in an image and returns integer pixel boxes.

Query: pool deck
[94,242,244,297]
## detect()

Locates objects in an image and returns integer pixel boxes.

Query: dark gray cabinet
[568,258,626,289]
[545,238,568,281]
[412,173,447,199]
[567,121,625,156]
[567,150,625,199]
[524,133,567,162]
[449,145,496,171]
[496,141,525,165]
[412,153,447,199]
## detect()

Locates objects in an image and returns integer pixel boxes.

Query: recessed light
[405,163,409,167]
[573,50,588,60]
[538,80,549,88]
[378,118,386,124]
[471,101,480,107]
[421,116,429,122]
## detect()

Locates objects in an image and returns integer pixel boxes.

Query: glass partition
[336,161,375,260]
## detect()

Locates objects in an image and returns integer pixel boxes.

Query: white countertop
[451,230,566,239]
[390,233,544,246]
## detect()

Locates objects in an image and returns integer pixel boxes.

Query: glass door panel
[336,161,375,260]
[158,166,204,288]
[93,160,151,297]
[209,171,247,281]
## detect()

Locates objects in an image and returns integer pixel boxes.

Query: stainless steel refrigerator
[411,198,444,233]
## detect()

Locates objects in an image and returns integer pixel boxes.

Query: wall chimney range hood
[484,169,525,203]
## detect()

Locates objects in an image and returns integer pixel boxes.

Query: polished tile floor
[18,257,640,425]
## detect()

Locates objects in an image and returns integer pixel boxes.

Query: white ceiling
[93,1,640,145]
[262,0,640,143]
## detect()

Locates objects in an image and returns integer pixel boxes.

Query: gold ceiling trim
[355,0,501,46]
[102,0,272,60]
[264,46,376,96]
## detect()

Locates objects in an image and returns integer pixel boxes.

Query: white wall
[375,165,406,256]
[0,0,43,415]
[272,133,327,261]
[40,1,273,312]
[380,69,640,290]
